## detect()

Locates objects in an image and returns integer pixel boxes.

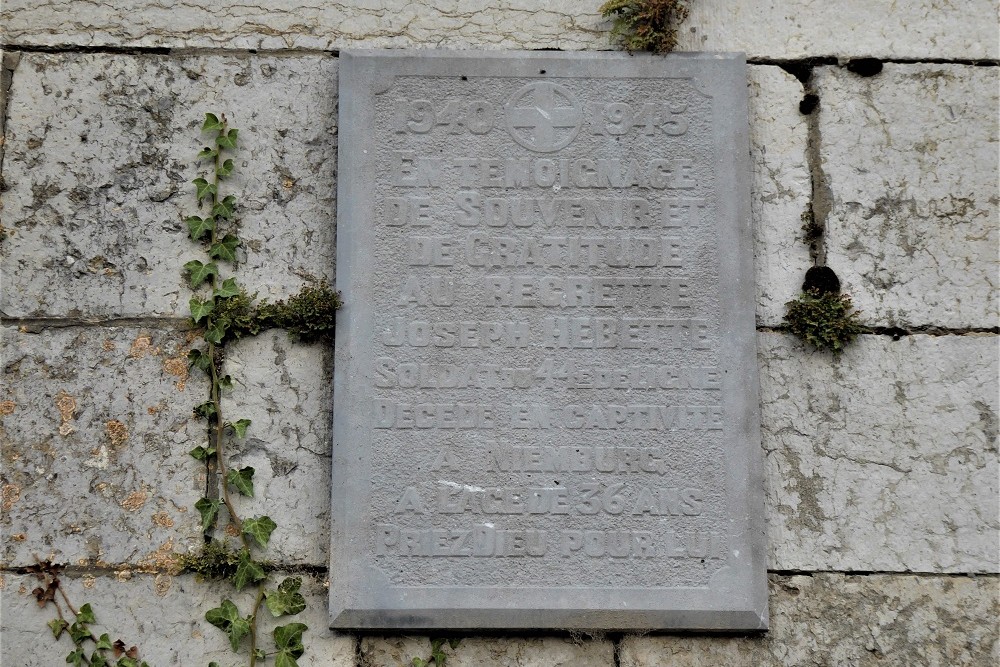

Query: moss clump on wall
[257,281,343,343]
[784,289,866,353]
[219,280,342,343]
[600,0,690,54]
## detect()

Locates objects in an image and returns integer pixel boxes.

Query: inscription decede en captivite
[331,50,767,630]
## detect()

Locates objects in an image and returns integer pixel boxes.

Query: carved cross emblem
[504,82,582,153]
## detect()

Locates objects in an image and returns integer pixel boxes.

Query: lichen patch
[162,356,189,391]
[121,490,148,512]
[105,420,129,448]
[1,484,21,511]
[0,400,15,416]
[54,390,77,436]
[128,335,153,358]
[154,573,172,597]
[151,511,174,528]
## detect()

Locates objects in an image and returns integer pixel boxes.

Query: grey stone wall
[1,3,997,665]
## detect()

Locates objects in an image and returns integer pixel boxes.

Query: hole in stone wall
[802,266,841,294]
[845,58,883,77]
[799,93,819,115]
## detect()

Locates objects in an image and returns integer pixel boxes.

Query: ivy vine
[182,112,337,667]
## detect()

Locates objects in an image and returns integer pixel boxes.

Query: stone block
[0,53,337,318]
[747,65,812,327]
[760,333,999,573]
[360,635,615,667]
[219,330,333,565]
[620,573,999,667]
[1,1,995,60]
[678,0,998,60]
[0,571,355,666]
[816,64,999,329]
[0,326,206,567]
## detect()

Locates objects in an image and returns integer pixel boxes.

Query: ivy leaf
[189,297,215,324]
[194,497,221,532]
[90,651,109,667]
[183,259,218,288]
[116,658,139,667]
[212,195,236,219]
[188,348,211,372]
[48,618,68,639]
[194,400,217,419]
[216,128,239,149]
[205,599,250,651]
[203,113,224,132]
[226,467,255,497]
[76,603,97,624]
[232,550,266,591]
[218,375,233,390]
[192,178,217,201]
[96,634,114,651]
[188,445,216,461]
[264,577,307,617]
[412,660,427,667]
[214,277,240,299]
[209,233,240,262]
[66,649,86,667]
[197,146,218,160]
[204,318,229,345]
[230,418,251,438]
[273,622,307,666]
[69,621,91,643]
[242,515,277,549]
[185,215,215,241]
[217,159,235,178]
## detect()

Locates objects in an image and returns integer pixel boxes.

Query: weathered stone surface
[360,635,614,667]
[0,571,355,666]
[1,0,995,59]
[0,53,337,318]
[679,1,998,60]
[817,64,999,329]
[0,326,206,567]
[760,332,999,573]
[219,330,332,565]
[620,573,1000,667]
[747,66,812,327]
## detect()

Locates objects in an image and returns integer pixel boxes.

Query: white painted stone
[0,571,355,666]
[219,330,332,565]
[0,53,337,318]
[620,573,1000,667]
[760,333,999,573]
[1,0,995,59]
[748,65,812,327]
[817,64,999,328]
[0,326,206,567]
[361,635,615,667]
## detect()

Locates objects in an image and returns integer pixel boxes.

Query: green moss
[600,0,690,54]
[212,279,342,343]
[257,280,342,343]
[784,289,866,353]
[215,288,264,341]
[178,540,243,580]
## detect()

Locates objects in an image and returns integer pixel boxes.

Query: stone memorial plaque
[331,50,766,630]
